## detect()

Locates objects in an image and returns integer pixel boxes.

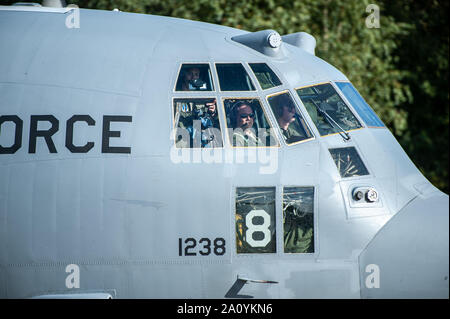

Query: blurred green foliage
[2,0,448,192]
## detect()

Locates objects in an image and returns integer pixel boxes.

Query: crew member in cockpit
[180,66,206,91]
[272,94,306,144]
[231,101,262,147]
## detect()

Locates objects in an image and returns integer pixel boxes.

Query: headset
[228,100,256,128]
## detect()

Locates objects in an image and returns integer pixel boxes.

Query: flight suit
[232,129,263,147]
[281,120,307,144]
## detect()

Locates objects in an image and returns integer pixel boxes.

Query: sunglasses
[240,113,255,119]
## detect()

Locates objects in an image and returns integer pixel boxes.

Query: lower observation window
[329,147,369,178]
[283,187,315,253]
[235,187,276,254]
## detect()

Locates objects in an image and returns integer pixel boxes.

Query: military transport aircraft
[0,2,448,299]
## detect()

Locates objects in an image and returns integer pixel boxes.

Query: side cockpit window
[267,92,313,145]
[296,83,362,136]
[335,82,385,128]
[175,64,214,91]
[173,98,222,148]
[249,63,282,90]
[216,63,255,91]
[235,187,276,254]
[223,98,278,147]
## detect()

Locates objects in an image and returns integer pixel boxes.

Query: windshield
[296,83,361,136]
[335,82,385,127]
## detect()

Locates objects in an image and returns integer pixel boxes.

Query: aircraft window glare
[296,83,362,136]
[223,98,278,147]
[329,147,369,178]
[267,92,313,145]
[173,98,223,148]
[249,63,282,90]
[175,64,214,91]
[335,82,385,127]
[235,187,276,254]
[216,63,256,91]
[283,187,315,253]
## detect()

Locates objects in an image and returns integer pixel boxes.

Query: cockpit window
[249,63,282,90]
[335,82,385,127]
[329,147,369,178]
[216,63,256,91]
[175,64,214,91]
[223,98,278,147]
[173,98,223,148]
[267,92,313,145]
[235,187,276,254]
[296,83,362,136]
[283,187,314,253]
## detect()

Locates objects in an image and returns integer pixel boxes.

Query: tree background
[2,0,448,193]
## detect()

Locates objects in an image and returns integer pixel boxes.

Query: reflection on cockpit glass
[283,187,314,253]
[224,98,278,147]
[296,83,361,136]
[173,98,223,148]
[175,64,214,91]
[249,63,282,90]
[216,63,255,91]
[329,147,369,178]
[335,82,385,128]
[235,187,276,254]
[267,92,313,145]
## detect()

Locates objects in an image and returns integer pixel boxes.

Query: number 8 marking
[245,210,271,247]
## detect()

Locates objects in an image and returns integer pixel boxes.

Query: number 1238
[178,237,226,256]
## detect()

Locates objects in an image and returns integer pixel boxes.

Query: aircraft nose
[359,192,449,298]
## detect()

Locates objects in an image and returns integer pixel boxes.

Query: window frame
[171,96,225,150]
[328,146,371,179]
[220,96,280,149]
[173,62,216,93]
[215,62,258,93]
[265,90,315,147]
[248,62,283,91]
[234,186,278,255]
[281,186,316,254]
[334,81,385,129]
[294,81,364,138]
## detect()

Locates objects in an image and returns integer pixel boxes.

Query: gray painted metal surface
[0,5,447,298]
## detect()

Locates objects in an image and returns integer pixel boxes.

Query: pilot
[230,101,263,147]
[272,94,306,144]
[180,66,205,91]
